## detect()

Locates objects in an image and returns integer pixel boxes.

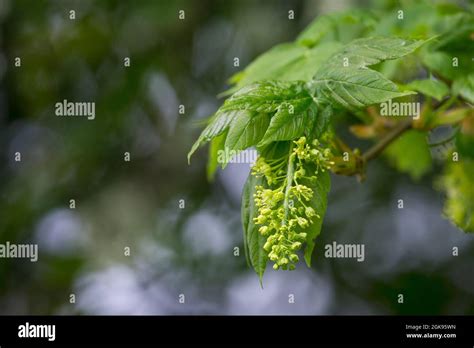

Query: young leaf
[224,42,342,95]
[312,37,427,109]
[315,68,415,109]
[421,51,470,81]
[452,74,474,104]
[456,132,474,159]
[302,168,331,267]
[436,159,474,233]
[207,132,227,181]
[429,107,472,128]
[433,12,474,53]
[297,10,377,48]
[258,94,316,146]
[189,81,320,162]
[221,80,309,114]
[188,111,238,163]
[225,111,270,152]
[310,104,333,139]
[296,14,335,47]
[384,130,432,180]
[403,79,449,101]
[224,81,319,148]
[258,105,315,146]
[242,173,268,282]
[319,37,427,69]
[456,116,474,159]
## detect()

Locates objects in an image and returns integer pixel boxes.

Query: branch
[330,99,468,178]
[329,119,413,178]
[362,119,412,162]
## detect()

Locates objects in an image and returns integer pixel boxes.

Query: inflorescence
[252,137,333,270]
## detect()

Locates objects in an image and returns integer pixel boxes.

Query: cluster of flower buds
[293,137,334,173]
[251,136,333,270]
[253,185,306,270]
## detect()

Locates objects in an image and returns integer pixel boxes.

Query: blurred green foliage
[0,0,473,315]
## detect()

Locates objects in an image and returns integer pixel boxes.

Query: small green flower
[305,207,316,218]
[297,217,308,228]
[259,226,269,235]
[289,254,299,263]
[291,242,302,250]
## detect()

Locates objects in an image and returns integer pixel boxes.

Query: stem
[362,119,412,162]
[282,144,295,224]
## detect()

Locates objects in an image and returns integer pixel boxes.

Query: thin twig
[362,119,413,162]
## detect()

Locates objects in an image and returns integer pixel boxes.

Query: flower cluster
[293,137,333,174]
[252,137,333,270]
[253,185,306,270]
[252,156,286,186]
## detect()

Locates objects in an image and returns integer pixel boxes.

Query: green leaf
[403,79,449,101]
[433,13,474,53]
[221,80,309,114]
[319,37,427,69]
[241,173,268,283]
[429,107,472,128]
[225,112,270,152]
[258,92,315,146]
[225,42,342,95]
[310,104,333,139]
[297,10,377,48]
[187,111,237,163]
[452,74,474,104]
[206,132,227,181]
[456,131,474,160]
[384,130,432,180]
[189,81,320,162]
[302,168,331,267]
[312,37,426,109]
[296,14,335,47]
[373,3,448,38]
[315,68,415,109]
[224,81,319,148]
[421,51,470,81]
[436,159,474,233]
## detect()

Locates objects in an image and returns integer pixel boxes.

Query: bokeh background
[0,0,473,315]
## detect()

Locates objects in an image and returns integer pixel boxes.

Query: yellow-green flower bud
[291,242,302,250]
[290,254,299,263]
[274,191,284,201]
[297,217,308,228]
[279,257,289,265]
[305,207,316,218]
